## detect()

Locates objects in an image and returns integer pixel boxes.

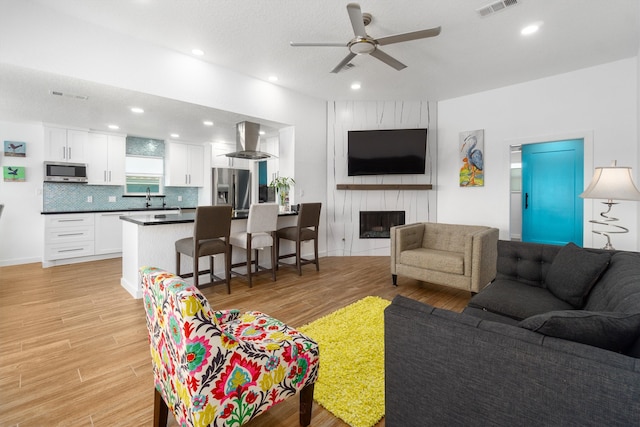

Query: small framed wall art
[3,166,26,182]
[459,129,484,187]
[4,141,26,157]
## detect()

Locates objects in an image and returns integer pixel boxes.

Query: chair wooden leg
[296,238,302,276]
[299,383,314,426]
[254,249,260,273]
[153,388,169,427]
[193,254,199,287]
[314,237,319,271]
[275,236,280,271]
[246,240,252,288]
[226,246,231,294]
[270,232,277,281]
[175,252,181,276]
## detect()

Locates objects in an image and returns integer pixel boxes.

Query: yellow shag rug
[299,296,391,427]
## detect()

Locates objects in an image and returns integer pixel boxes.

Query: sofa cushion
[584,252,640,313]
[468,280,574,320]
[518,310,640,354]
[399,248,464,275]
[545,242,611,308]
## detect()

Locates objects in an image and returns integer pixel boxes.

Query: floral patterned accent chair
[140,266,320,427]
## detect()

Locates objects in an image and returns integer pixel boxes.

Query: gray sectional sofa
[385,240,640,426]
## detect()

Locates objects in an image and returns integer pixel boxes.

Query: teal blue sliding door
[522,139,584,246]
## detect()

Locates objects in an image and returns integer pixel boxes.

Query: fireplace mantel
[336,184,432,190]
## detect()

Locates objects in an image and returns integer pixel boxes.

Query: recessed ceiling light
[351,82,361,90]
[259,130,266,135]
[521,22,543,35]
[108,124,119,130]
[170,133,180,138]
[131,107,144,113]
[192,48,204,56]
[203,120,214,126]
[268,75,278,82]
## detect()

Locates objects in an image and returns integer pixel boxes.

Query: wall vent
[49,90,89,100]
[476,0,520,17]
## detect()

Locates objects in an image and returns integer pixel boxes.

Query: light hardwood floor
[0,256,470,427]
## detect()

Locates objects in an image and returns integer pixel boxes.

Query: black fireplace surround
[360,211,405,238]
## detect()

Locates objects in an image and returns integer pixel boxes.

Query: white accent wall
[326,101,437,256]
[438,58,639,251]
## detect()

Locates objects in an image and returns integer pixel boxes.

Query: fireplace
[360,211,406,239]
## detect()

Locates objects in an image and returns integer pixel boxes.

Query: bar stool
[229,203,279,287]
[175,205,232,292]
[276,202,321,275]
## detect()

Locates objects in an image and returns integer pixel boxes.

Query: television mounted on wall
[347,128,427,176]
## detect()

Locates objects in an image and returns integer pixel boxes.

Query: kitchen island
[120,210,297,298]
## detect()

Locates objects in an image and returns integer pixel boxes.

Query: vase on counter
[269,176,295,213]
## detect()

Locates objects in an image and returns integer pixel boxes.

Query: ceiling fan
[290,3,441,73]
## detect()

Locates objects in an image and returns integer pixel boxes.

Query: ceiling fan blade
[290,42,348,47]
[376,26,441,46]
[330,52,357,73]
[370,48,407,71]
[347,3,367,37]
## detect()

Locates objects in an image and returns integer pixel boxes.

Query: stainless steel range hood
[225,121,274,159]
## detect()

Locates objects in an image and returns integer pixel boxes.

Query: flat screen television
[348,128,428,176]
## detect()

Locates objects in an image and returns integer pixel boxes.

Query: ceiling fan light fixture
[349,38,376,54]
[291,3,440,73]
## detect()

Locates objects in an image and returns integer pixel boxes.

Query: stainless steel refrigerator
[212,168,251,212]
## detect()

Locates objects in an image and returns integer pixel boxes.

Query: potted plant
[269,176,295,211]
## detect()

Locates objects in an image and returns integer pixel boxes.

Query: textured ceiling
[1,0,638,143]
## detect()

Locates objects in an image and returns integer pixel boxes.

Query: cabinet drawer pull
[58,248,84,253]
[57,232,85,237]
[59,219,84,222]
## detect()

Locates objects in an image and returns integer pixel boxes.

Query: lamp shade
[580,166,640,201]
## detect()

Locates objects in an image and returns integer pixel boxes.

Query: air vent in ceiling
[476,0,520,17]
[49,90,89,100]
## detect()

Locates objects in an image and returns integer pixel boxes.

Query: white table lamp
[580,160,640,249]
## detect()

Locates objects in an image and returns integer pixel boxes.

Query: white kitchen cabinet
[87,133,126,185]
[165,142,204,187]
[94,211,128,254]
[44,213,95,261]
[211,142,234,168]
[45,127,88,163]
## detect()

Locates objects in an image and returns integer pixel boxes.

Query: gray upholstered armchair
[390,222,499,293]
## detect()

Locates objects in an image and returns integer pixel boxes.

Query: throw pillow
[518,310,640,354]
[545,242,611,308]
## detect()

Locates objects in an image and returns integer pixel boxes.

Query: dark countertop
[120,210,298,226]
[42,207,196,215]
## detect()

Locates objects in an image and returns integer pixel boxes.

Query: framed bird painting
[4,141,26,157]
[459,129,484,187]
[4,166,26,182]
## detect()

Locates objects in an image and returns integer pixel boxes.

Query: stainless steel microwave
[44,161,88,183]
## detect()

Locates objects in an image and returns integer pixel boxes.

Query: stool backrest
[247,203,279,233]
[194,205,232,242]
[298,202,322,230]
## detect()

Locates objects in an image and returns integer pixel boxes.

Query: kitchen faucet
[145,187,151,208]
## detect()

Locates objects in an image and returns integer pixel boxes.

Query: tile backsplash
[43,183,198,212]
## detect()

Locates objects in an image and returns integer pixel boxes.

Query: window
[125,155,164,195]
